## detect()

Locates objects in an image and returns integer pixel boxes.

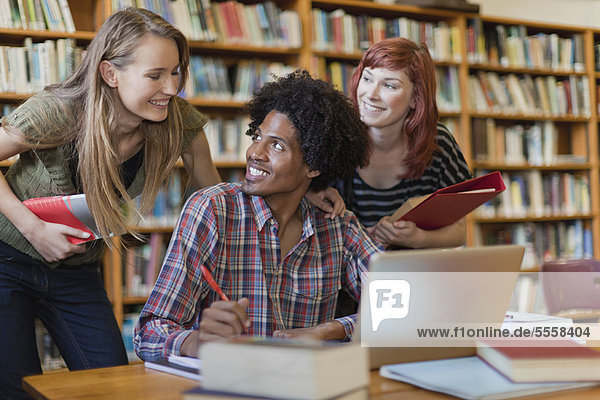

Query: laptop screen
[354,245,525,368]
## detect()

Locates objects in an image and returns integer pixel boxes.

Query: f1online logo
[369,280,411,331]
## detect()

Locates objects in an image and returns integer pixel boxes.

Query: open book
[390,171,505,230]
[23,194,101,244]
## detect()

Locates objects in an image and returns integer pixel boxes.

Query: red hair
[349,38,439,178]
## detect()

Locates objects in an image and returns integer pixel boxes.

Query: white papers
[168,355,203,370]
[502,311,583,344]
[144,355,203,382]
[379,357,596,400]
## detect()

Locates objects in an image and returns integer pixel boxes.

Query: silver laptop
[356,245,525,369]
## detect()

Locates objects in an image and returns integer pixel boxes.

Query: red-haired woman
[335,38,471,250]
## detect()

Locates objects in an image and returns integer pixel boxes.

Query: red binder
[23,194,100,244]
[391,171,505,230]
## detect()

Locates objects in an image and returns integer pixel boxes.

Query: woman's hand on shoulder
[24,220,88,262]
[305,187,346,218]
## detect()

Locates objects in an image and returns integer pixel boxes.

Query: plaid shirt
[134,182,381,360]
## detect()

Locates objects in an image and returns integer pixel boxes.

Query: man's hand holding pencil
[179,266,251,357]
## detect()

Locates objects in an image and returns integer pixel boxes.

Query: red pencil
[200,265,230,301]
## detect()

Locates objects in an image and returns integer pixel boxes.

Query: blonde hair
[19,8,190,247]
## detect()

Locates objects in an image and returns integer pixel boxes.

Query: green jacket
[0,91,206,267]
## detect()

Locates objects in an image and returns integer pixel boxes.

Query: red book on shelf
[390,171,505,229]
[477,339,600,382]
[23,194,100,245]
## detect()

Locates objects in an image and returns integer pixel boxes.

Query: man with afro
[134,70,381,360]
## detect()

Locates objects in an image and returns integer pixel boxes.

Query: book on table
[379,356,597,400]
[182,386,368,400]
[477,339,600,382]
[22,194,101,244]
[390,171,505,230]
[200,337,368,400]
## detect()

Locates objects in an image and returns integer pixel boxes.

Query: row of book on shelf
[204,115,252,163]
[0,38,85,95]
[122,233,166,298]
[475,170,590,219]
[2,106,19,168]
[1,105,251,167]
[0,38,299,99]
[477,219,593,269]
[507,273,547,315]
[0,0,75,32]
[122,308,143,362]
[185,57,296,101]
[472,119,584,166]
[594,43,600,72]
[127,174,184,229]
[466,17,585,72]
[34,319,66,371]
[312,8,461,62]
[468,71,590,117]
[1,104,16,117]
[122,163,244,231]
[112,0,302,48]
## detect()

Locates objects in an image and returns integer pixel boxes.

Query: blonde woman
[0,8,341,399]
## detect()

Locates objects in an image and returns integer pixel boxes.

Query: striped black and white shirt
[335,123,472,227]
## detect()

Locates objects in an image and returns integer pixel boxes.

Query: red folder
[23,194,100,244]
[391,171,505,230]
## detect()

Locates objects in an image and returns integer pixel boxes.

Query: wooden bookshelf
[3,0,600,321]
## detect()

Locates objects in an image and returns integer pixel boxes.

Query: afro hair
[245,70,371,191]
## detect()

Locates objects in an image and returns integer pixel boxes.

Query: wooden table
[23,363,600,400]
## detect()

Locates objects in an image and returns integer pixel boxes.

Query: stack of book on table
[378,336,600,399]
[183,337,368,399]
[477,339,600,382]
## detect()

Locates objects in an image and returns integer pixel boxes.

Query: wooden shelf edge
[472,162,591,170]
[0,92,31,102]
[469,112,590,122]
[188,40,301,55]
[185,97,245,109]
[0,28,95,40]
[468,63,587,76]
[473,214,594,223]
[128,226,175,233]
[123,296,149,305]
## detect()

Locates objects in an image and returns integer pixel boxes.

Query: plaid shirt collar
[249,193,315,239]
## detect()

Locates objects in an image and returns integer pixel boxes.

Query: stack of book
[477,339,600,382]
[194,338,368,399]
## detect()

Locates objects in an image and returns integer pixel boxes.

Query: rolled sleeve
[133,190,218,361]
[335,314,357,340]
